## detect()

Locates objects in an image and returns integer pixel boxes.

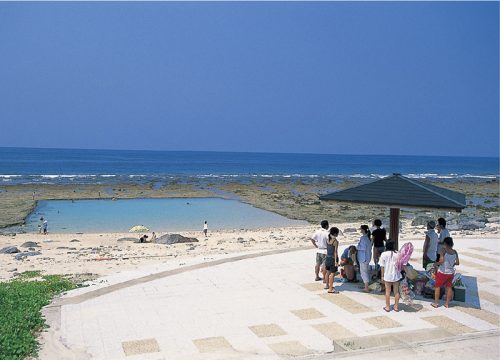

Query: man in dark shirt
[371,219,387,270]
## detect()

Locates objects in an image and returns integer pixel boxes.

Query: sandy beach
[2,218,499,282]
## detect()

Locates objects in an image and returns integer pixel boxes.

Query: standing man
[436,218,450,261]
[203,221,208,237]
[371,219,387,270]
[423,221,438,269]
[311,220,329,282]
[42,218,48,235]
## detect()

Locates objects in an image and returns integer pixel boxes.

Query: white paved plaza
[42,238,500,359]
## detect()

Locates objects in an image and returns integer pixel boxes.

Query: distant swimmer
[203,221,208,237]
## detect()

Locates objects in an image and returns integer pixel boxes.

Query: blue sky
[0,2,498,157]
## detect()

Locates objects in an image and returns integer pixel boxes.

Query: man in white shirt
[436,217,450,262]
[311,220,329,282]
[423,221,438,269]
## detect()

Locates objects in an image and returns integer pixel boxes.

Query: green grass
[0,272,77,360]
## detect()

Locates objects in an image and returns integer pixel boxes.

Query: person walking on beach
[423,221,438,269]
[436,218,450,261]
[380,241,402,312]
[42,218,48,235]
[203,221,208,237]
[311,220,329,282]
[432,237,459,308]
[371,219,386,271]
[325,227,340,293]
[357,225,372,292]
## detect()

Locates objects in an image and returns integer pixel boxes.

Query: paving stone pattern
[56,239,500,359]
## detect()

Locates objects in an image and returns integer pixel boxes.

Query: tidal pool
[25,198,307,233]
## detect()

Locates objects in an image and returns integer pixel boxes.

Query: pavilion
[319,173,466,248]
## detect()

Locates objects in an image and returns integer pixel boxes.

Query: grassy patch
[0,272,77,360]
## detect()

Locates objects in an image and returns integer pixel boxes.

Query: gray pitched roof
[319,174,466,210]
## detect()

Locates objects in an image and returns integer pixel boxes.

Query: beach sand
[2,220,499,281]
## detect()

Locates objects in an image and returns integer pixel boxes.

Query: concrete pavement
[41,238,500,359]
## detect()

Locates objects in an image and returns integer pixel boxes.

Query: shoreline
[1,218,499,282]
[1,177,498,230]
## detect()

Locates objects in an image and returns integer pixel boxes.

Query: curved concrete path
[41,239,500,359]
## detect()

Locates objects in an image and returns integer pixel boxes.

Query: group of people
[311,217,460,310]
[423,218,460,308]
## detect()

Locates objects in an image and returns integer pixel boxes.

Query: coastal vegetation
[0,271,77,360]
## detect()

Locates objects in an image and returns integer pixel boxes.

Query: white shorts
[360,262,370,283]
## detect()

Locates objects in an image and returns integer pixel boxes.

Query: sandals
[383,307,391,312]
[315,277,322,281]
[328,289,339,294]
[431,303,439,308]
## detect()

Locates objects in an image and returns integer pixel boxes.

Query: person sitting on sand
[139,234,149,243]
[357,225,372,292]
[423,221,438,269]
[325,227,340,293]
[150,232,157,243]
[432,237,459,309]
[340,246,358,282]
[311,220,329,282]
[371,219,386,271]
[380,241,402,312]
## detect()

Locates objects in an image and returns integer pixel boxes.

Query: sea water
[0,147,498,184]
[25,198,307,233]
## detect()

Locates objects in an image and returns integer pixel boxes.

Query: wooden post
[390,208,400,249]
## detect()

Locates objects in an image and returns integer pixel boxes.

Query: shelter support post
[390,208,400,249]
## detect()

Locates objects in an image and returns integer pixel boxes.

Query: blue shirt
[357,235,372,263]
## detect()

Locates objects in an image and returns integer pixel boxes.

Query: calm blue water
[0,147,498,184]
[25,198,306,233]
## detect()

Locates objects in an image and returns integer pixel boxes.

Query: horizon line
[0,145,498,159]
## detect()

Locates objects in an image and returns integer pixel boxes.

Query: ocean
[0,147,498,184]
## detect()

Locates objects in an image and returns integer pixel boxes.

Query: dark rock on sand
[487,216,500,223]
[157,234,199,245]
[15,251,41,260]
[21,241,39,248]
[117,237,138,242]
[70,239,80,242]
[0,246,20,254]
[411,216,434,227]
[457,220,486,231]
